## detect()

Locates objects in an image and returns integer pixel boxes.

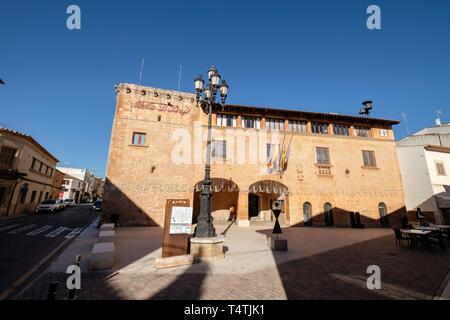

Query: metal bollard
[66,255,81,300]
[47,281,58,300]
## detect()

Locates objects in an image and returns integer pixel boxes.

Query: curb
[0,213,31,221]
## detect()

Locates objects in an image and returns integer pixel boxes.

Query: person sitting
[228,206,236,222]
[416,208,426,226]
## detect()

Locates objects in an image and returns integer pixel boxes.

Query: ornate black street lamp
[194,65,229,238]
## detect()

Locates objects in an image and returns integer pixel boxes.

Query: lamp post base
[190,236,225,262]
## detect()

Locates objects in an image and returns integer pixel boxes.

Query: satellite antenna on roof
[177,65,182,91]
[435,109,442,127]
[138,58,145,85]
[359,100,373,116]
[401,113,410,136]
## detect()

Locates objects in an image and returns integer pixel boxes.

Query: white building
[396,123,450,224]
[60,174,85,203]
[56,167,94,200]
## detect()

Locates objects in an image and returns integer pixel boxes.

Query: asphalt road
[0,204,98,299]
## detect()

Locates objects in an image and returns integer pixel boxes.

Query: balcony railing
[316,164,332,176]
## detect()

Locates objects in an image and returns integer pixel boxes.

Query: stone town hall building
[103,83,406,228]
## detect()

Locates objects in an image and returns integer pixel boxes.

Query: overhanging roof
[215,104,400,126]
[0,127,59,163]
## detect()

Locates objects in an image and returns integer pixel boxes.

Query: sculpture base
[190,236,225,262]
[268,237,288,251]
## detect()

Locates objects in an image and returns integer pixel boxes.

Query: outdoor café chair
[427,231,446,252]
[393,227,410,246]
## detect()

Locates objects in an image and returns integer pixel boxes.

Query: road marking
[26,225,53,236]
[45,227,68,238]
[0,224,21,232]
[8,224,38,234]
[0,236,73,300]
[64,228,83,239]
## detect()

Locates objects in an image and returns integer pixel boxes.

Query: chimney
[435,109,442,126]
[436,118,442,126]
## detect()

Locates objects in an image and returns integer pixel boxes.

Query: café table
[416,226,440,231]
[400,229,431,248]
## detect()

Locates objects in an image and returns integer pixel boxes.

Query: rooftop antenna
[435,109,442,127]
[177,65,182,91]
[359,100,373,117]
[138,58,145,85]
[401,112,410,136]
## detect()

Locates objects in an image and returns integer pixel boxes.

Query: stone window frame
[316,147,330,165]
[0,146,17,167]
[354,126,372,138]
[217,114,237,127]
[333,123,350,136]
[435,161,446,176]
[362,150,377,168]
[289,120,307,133]
[132,132,147,146]
[312,122,329,135]
[211,140,227,160]
[265,117,284,131]
[241,116,261,129]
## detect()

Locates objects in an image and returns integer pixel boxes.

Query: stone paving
[16,225,450,300]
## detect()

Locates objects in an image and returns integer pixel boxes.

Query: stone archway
[192,178,239,223]
[247,180,289,224]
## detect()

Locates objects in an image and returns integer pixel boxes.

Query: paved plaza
[17,224,450,300]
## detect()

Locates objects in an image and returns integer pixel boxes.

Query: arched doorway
[248,180,289,224]
[303,202,312,226]
[193,178,239,223]
[324,202,334,226]
[378,202,389,227]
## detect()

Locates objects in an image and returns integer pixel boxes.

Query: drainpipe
[6,179,20,217]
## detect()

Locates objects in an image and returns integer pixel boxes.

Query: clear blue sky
[1,0,449,177]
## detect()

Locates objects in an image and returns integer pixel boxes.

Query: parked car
[91,200,102,211]
[56,199,66,210]
[64,199,75,207]
[35,199,59,213]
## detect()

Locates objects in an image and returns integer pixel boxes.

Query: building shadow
[290,206,407,228]
[148,263,208,300]
[102,178,159,226]
[256,228,450,299]
[405,188,450,224]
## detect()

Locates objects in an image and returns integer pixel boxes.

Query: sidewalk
[437,272,450,300]
[16,225,450,300]
[0,213,31,221]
